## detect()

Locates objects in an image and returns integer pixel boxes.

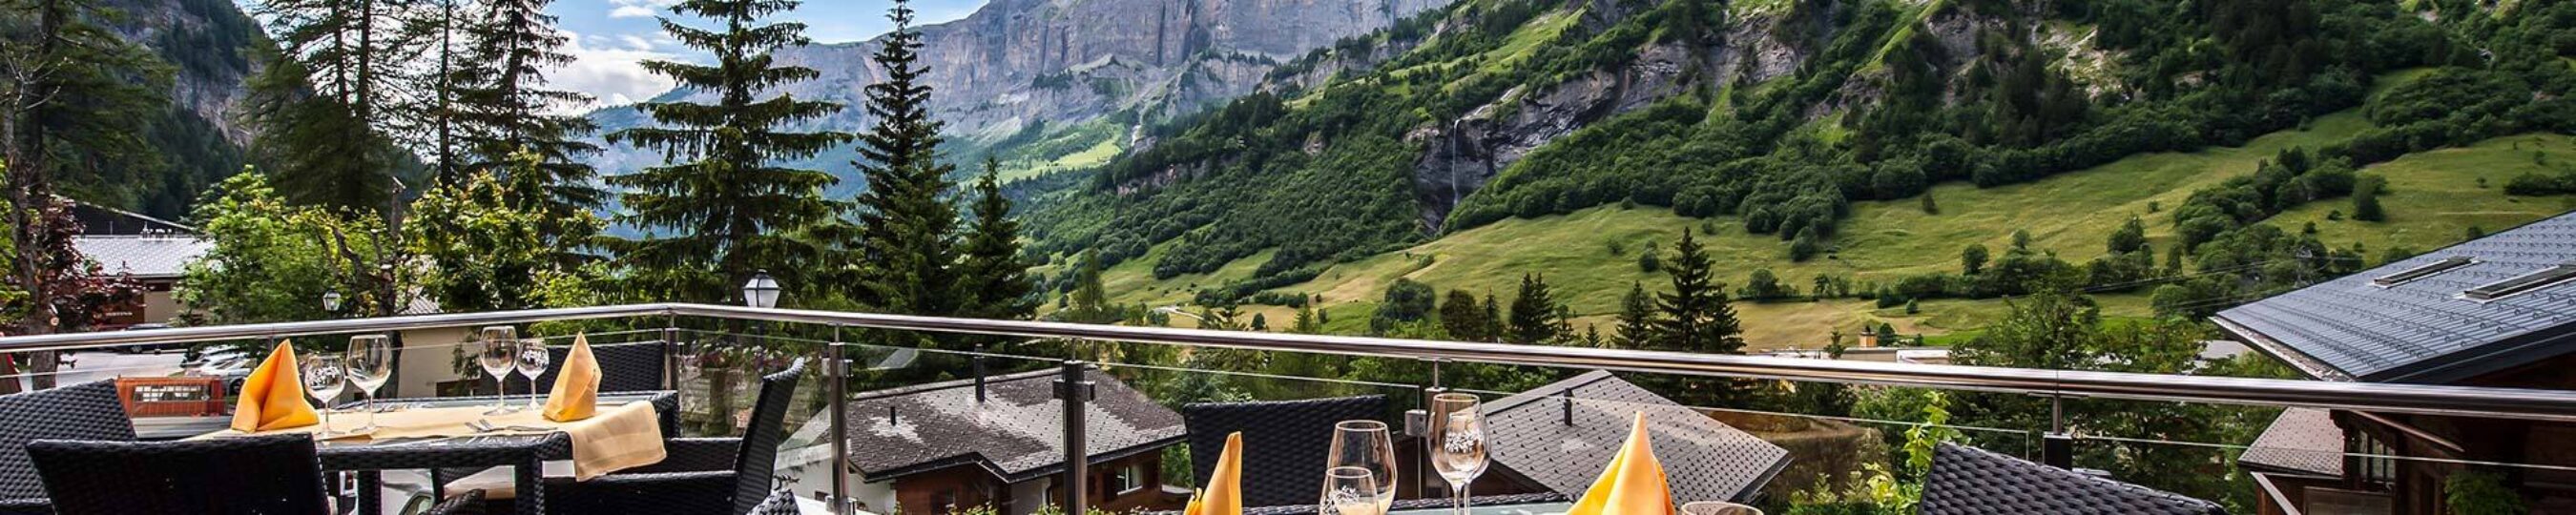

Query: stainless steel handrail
[9,302,2576,422]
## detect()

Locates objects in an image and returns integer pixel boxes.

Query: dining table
[189,391,679,515]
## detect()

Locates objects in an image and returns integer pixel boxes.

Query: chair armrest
[0,497,51,515]
[621,437,739,474]
[544,470,737,515]
[426,489,487,515]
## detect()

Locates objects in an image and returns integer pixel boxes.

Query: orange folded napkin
[1184,432,1245,515]
[229,341,320,432]
[1567,413,1675,515]
[543,334,602,422]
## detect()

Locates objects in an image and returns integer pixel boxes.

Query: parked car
[113,323,177,353]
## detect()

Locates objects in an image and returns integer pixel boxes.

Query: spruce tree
[1439,289,1487,341]
[3,0,166,341]
[249,0,413,212]
[606,0,851,301]
[1652,229,1744,354]
[451,0,604,220]
[958,157,1034,319]
[849,0,962,315]
[1614,281,1658,348]
[1506,273,1570,345]
[1479,293,1504,340]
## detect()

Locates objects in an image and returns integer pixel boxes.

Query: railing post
[662,314,679,391]
[1407,385,1445,500]
[1056,360,1095,514]
[828,325,854,514]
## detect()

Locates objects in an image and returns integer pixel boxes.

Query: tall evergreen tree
[249,0,415,212]
[1506,273,1570,345]
[450,0,603,220]
[1613,281,1658,348]
[958,157,1034,319]
[606,0,851,301]
[1438,289,1488,341]
[2,0,168,341]
[1652,229,1744,354]
[848,0,962,315]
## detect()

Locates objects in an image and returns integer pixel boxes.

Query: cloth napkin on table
[1566,413,1675,515]
[228,341,320,432]
[1183,432,1245,515]
[543,334,602,422]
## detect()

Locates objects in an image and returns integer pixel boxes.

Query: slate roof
[1920,443,2225,515]
[842,368,1184,484]
[72,236,209,279]
[1482,371,1790,504]
[2214,211,2576,383]
[2238,408,2343,478]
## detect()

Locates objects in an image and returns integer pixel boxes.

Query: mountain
[586,0,1452,196]
[1017,0,2576,343]
[59,0,267,218]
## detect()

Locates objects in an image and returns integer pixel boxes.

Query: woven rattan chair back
[531,340,671,394]
[1181,395,1387,508]
[27,434,330,515]
[731,360,805,515]
[0,381,135,503]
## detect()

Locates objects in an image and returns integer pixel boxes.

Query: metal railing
[11,302,2576,512]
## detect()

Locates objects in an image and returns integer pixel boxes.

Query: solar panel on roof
[2372,256,2476,287]
[2463,262,2576,301]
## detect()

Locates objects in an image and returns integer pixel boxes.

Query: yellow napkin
[1568,413,1675,515]
[1184,432,1245,515]
[229,341,320,432]
[543,334,602,422]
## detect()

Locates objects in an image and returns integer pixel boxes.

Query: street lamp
[322,291,343,313]
[742,271,780,309]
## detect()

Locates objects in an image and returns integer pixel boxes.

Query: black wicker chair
[745,485,801,515]
[0,380,135,515]
[537,360,804,515]
[26,434,485,515]
[1181,395,1387,508]
[530,340,671,394]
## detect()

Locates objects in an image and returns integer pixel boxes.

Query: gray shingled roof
[2215,211,2576,382]
[843,368,1184,483]
[1920,443,2225,515]
[73,236,209,278]
[1483,371,1790,505]
[2238,408,2342,477]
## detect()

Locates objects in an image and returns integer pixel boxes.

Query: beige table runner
[198,401,667,481]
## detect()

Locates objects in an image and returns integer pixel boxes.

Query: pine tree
[849,0,962,315]
[449,0,604,220]
[249,0,414,212]
[1613,281,1658,348]
[1439,289,1488,341]
[1506,273,1571,345]
[3,0,167,342]
[958,157,1035,319]
[606,0,851,302]
[1479,293,1505,340]
[1652,229,1744,354]
[1064,250,1113,323]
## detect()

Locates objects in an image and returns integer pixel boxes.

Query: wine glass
[515,340,551,410]
[477,326,520,415]
[1319,466,1383,515]
[1327,420,1399,513]
[1679,502,1764,515]
[300,353,345,436]
[343,335,394,433]
[1427,393,1488,515]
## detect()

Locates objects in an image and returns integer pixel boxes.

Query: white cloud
[550,31,689,113]
[607,0,679,18]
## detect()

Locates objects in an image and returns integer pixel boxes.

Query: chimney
[1859,333,1880,348]
[972,344,988,403]
[1560,390,1574,426]
[887,405,900,426]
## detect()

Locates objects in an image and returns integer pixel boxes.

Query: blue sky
[489,0,986,108]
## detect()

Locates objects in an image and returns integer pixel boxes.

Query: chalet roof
[2238,408,2342,478]
[1483,371,1790,504]
[841,368,1184,484]
[1919,443,2224,515]
[2214,211,2576,383]
[72,236,209,279]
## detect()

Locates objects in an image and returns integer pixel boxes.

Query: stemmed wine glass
[1327,420,1399,514]
[300,353,345,436]
[343,335,394,433]
[1428,393,1488,515]
[516,340,551,411]
[1319,466,1383,515]
[477,326,521,415]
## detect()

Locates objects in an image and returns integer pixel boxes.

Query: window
[2462,262,2576,301]
[1110,463,1146,495]
[2350,431,2397,488]
[2372,256,2475,287]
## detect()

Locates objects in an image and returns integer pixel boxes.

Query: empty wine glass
[300,353,345,436]
[1319,466,1383,515]
[516,340,551,410]
[1679,502,1764,515]
[1428,393,1488,515]
[344,336,393,433]
[1327,420,1399,513]
[477,326,520,415]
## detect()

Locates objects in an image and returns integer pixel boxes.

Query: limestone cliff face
[104,0,265,145]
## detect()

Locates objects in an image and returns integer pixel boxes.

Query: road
[31,350,189,387]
